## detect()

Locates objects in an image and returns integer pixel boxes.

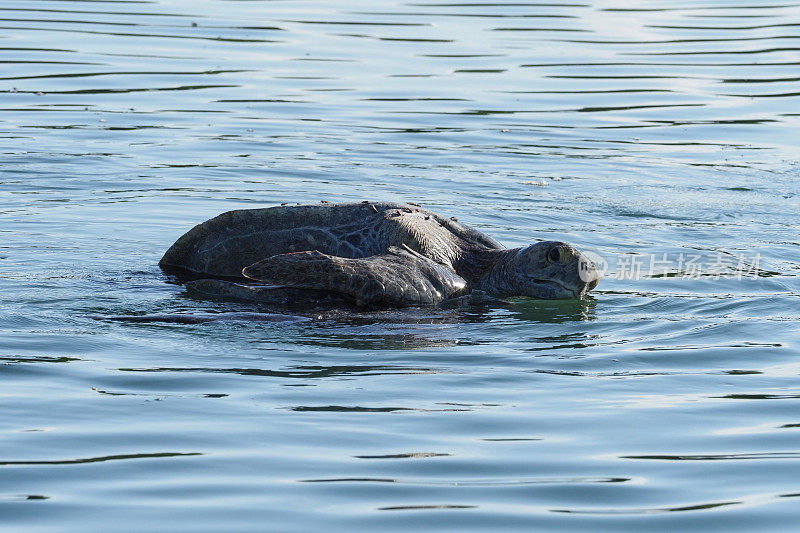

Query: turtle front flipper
[242,246,468,307]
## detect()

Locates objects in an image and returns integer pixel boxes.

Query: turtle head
[495,241,599,299]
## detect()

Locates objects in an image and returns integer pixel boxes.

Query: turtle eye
[547,246,561,263]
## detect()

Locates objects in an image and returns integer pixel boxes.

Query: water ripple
[0,452,202,466]
[622,452,800,461]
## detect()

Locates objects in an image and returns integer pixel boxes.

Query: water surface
[2,0,800,531]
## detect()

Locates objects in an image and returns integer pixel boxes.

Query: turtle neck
[452,247,519,293]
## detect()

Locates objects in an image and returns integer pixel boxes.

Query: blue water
[2,0,800,530]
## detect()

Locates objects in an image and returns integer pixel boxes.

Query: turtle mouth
[585,277,599,293]
[531,278,578,299]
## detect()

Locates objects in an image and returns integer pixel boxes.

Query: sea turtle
[159,201,598,307]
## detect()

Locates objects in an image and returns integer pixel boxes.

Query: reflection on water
[119,364,442,379]
[1,0,800,531]
[507,297,597,322]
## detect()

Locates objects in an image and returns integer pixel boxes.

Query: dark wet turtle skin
[160,202,599,307]
[160,202,501,278]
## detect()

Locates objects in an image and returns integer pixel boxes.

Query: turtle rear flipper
[242,246,468,307]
